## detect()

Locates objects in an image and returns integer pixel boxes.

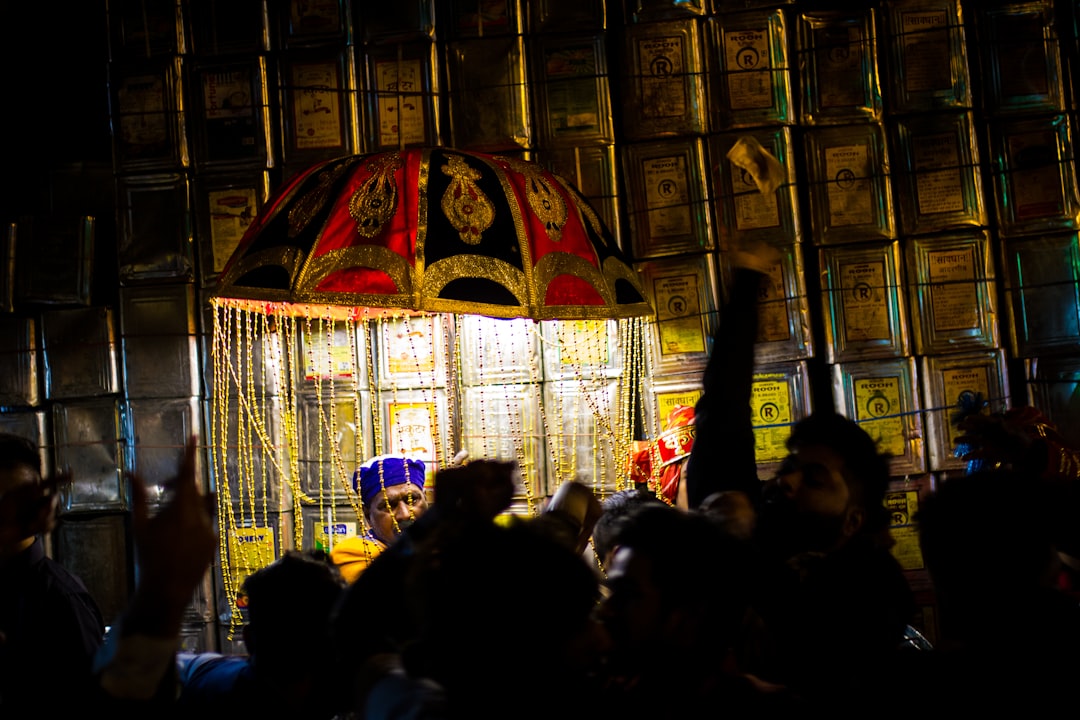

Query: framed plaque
[886,474,936,589]
[748,239,813,365]
[194,170,270,287]
[621,18,708,140]
[188,0,270,56]
[279,48,359,168]
[461,383,545,501]
[107,0,186,59]
[820,240,909,363]
[0,316,40,408]
[905,230,998,355]
[890,110,986,236]
[635,254,719,375]
[296,388,374,503]
[922,349,1009,472]
[537,144,623,247]
[191,58,273,169]
[530,0,606,31]
[41,307,120,400]
[109,58,189,172]
[295,317,370,389]
[214,395,291,512]
[709,126,802,248]
[1002,231,1080,357]
[445,0,522,39]
[751,360,812,477]
[117,173,195,282]
[979,0,1064,115]
[540,318,623,381]
[458,315,542,386]
[16,215,96,307]
[300,505,360,555]
[1026,356,1080,447]
[445,36,531,152]
[53,398,130,514]
[796,8,882,125]
[376,314,450,389]
[120,283,200,398]
[379,388,453,476]
[623,137,713,259]
[832,357,925,476]
[530,32,614,148]
[881,0,972,113]
[54,514,130,624]
[363,39,443,150]
[276,0,352,48]
[988,114,1080,237]
[706,8,794,130]
[128,397,203,507]
[803,122,896,245]
[643,372,703,442]
[543,378,623,496]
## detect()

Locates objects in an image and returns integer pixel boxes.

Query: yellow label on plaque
[853,376,906,457]
[940,366,990,450]
[751,376,792,462]
[825,143,873,227]
[313,520,358,553]
[292,62,343,150]
[387,319,437,374]
[305,340,355,381]
[927,247,978,332]
[757,262,790,343]
[389,402,437,465]
[840,260,891,342]
[558,320,610,366]
[654,274,706,355]
[656,389,702,422]
[886,489,923,570]
[230,526,275,591]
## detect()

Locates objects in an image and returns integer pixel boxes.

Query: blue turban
[354,455,426,507]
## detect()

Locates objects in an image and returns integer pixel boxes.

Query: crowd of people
[3,249,1080,718]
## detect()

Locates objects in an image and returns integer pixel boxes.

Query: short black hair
[787,412,891,533]
[0,432,42,476]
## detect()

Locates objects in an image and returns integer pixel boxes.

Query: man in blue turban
[331,455,428,582]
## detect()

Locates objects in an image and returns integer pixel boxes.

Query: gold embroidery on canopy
[506,158,567,243]
[534,252,613,306]
[349,153,404,238]
[298,245,414,296]
[440,154,495,245]
[422,255,528,308]
[288,160,355,238]
[216,247,306,299]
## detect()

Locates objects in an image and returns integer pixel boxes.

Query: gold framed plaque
[796,8,882,125]
[921,349,1009,472]
[710,126,802,248]
[989,114,1080,238]
[890,111,986,236]
[751,360,811,476]
[745,239,813,365]
[624,137,714,259]
[979,0,1064,115]
[803,123,896,245]
[531,32,614,148]
[621,18,708,140]
[446,36,531,152]
[706,8,794,130]
[363,39,443,150]
[1002,231,1080,358]
[881,0,972,113]
[279,48,359,166]
[820,240,909,363]
[635,254,719,375]
[832,357,925,476]
[905,230,998,355]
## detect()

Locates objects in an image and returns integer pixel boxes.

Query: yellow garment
[330,536,386,583]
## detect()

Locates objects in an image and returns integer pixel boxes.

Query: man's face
[756,443,863,558]
[365,482,428,545]
[0,463,38,496]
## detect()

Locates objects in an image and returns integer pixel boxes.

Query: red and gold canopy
[214,147,653,320]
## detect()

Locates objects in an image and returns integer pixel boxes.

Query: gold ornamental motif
[506,158,567,243]
[288,160,355,238]
[349,153,404,238]
[440,154,495,245]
